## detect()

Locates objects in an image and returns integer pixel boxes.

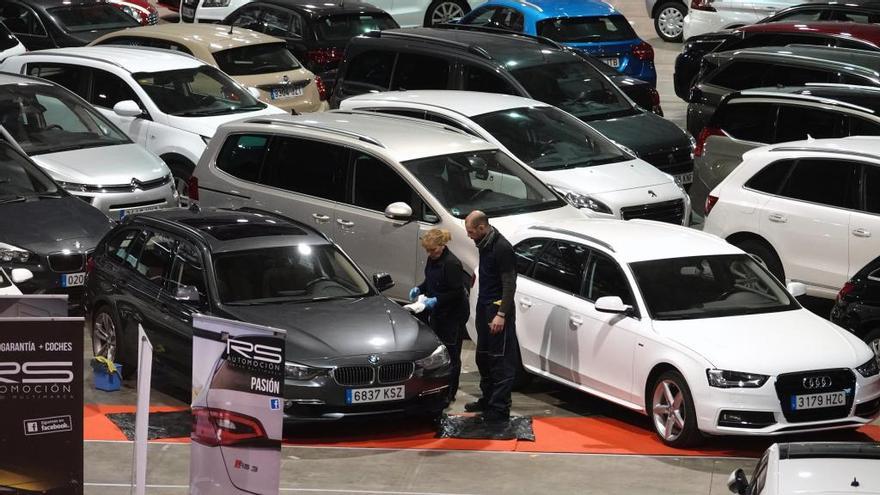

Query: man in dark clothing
[464,210,518,423]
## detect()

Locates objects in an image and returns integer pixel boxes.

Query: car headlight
[856,356,880,378]
[57,180,91,193]
[285,361,325,381]
[706,369,769,388]
[415,345,450,371]
[0,242,34,263]
[551,186,613,214]
[202,0,231,7]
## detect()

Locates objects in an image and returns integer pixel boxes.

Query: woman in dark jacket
[409,229,469,401]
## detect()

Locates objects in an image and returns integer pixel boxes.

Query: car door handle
[312,213,330,224]
[569,315,583,326]
[768,213,787,223]
[853,228,872,238]
[336,219,355,228]
[519,297,532,309]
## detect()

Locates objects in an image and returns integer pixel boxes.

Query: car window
[341,50,395,93]
[314,13,398,41]
[537,15,636,43]
[260,136,348,201]
[745,159,794,195]
[514,238,548,276]
[392,53,450,91]
[715,102,776,142]
[773,8,824,21]
[351,152,413,212]
[487,7,524,32]
[262,7,303,38]
[779,158,860,209]
[463,65,518,95]
[464,6,499,25]
[532,241,589,294]
[863,164,880,214]
[773,105,845,143]
[107,229,139,264]
[829,10,872,23]
[132,232,175,287]
[707,61,770,90]
[585,252,633,305]
[26,64,90,100]
[849,116,880,136]
[215,134,270,182]
[167,241,207,307]
[0,3,46,36]
[90,68,142,110]
[229,5,264,31]
[214,42,300,76]
[134,65,264,116]
[763,65,832,87]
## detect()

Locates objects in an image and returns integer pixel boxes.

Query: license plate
[791,391,846,410]
[181,6,194,17]
[118,205,162,220]
[60,272,85,288]
[674,172,694,185]
[601,57,620,68]
[270,86,304,100]
[345,385,405,404]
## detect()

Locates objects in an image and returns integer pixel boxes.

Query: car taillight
[632,41,654,62]
[705,194,719,216]
[691,0,716,11]
[187,176,199,202]
[837,281,856,301]
[694,125,724,157]
[306,48,343,67]
[85,256,95,275]
[192,407,268,447]
[314,75,327,101]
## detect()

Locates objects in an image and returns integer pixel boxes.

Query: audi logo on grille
[803,376,832,389]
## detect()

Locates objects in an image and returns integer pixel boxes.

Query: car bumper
[2,259,90,313]
[67,185,178,221]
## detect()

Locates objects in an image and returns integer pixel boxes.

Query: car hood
[589,111,691,156]
[538,158,674,194]
[0,196,112,253]
[650,309,875,375]
[164,104,287,138]
[31,143,169,185]
[221,296,440,362]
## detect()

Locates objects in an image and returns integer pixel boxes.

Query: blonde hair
[421,229,452,249]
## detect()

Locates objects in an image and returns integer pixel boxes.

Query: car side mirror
[174,285,200,302]
[727,469,749,495]
[113,100,144,118]
[594,296,633,315]
[786,281,807,298]
[384,202,412,221]
[247,87,262,99]
[10,268,33,284]
[373,272,394,292]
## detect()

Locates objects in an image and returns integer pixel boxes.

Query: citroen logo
[648,190,657,198]
[803,376,832,389]
[368,354,380,365]
[130,178,143,189]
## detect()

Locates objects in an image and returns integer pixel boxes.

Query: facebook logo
[270,398,280,410]
[25,421,38,434]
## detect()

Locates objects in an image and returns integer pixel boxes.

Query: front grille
[620,199,685,224]
[66,175,171,194]
[640,146,694,176]
[774,368,856,423]
[108,198,166,211]
[333,366,374,386]
[48,253,85,272]
[147,11,159,25]
[378,362,414,384]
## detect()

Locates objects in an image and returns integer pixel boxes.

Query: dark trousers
[429,312,465,400]
[474,302,518,419]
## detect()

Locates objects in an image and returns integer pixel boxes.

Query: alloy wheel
[652,379,686,442]
[431,2,465,25]
[93,311,117,364]
[657,7,684,39]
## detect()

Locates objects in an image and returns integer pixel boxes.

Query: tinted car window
[262,7,304,38]
[261,136,348,201]
[214,42,300,76]
[314,14,398,40]
[708,61,769,90]
[215,134,269,182]
[48,4,138,32]
[0,17,22,48]
[849,116,880,136]
[863,165,880,214]
[763,65,832,87]
[537,15,636,43]
[106,229,139,264]
[716,102,775,142]
[745,159,793,194]
[463,65,518,95]
[26,64,90,99]
[392,53,450,90]
[772,8,824,21]
[351,152,413,211]
[342,50,395,92]
[133,232,175,287]
[134,66,264,116]
[585,252,633,305]
[779,158,859,208]
[514,238,547,276]
[90,68,141,109]
[532,241,589,294]
[0,4,46,36]
[773,105,844,143]
[829,10,873,23]
[229,5,264,30]
[168,241,207,305]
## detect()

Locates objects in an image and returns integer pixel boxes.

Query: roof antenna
[852,477,860,488]
[228,23,234,35]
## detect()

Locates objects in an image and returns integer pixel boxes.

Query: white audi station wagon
[506,217,880,446]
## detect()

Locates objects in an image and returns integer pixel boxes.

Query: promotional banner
[0,317,84,494]
[132,326,153,495]
[190,315,286,495]
[0,295,68,318]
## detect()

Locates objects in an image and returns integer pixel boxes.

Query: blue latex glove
[408,287,420,301]
[424,297,438,310]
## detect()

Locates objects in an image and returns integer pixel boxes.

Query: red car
[107,0,160,24]
[157,0,180,13]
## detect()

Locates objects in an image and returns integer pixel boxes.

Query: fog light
[718,410,776,429]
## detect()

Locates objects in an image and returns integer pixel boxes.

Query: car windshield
[0,142,59,201]
[402,150,564,218]
[0,83,130,155]
[213,42,300,76]
[537,15,637,43]
[215,244,372,305]
[48,4,139,33]
[133,66,265,117]
[470,106,630,171]
[511,61,637,121]
[630,254,798,320]
[314,13,398,40]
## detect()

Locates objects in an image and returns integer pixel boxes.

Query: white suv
[341,91,691,225]
[506,217,880,446]
[0,46,286,199]
[703,136,880,299]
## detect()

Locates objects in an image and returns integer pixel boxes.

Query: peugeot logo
[368,354,380,365]
[803,376,832,389]
[648,190,657,198]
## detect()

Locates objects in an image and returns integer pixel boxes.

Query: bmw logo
[368,354,380,365]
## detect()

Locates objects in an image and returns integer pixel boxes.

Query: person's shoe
[479,412,510,425]
[464,400,485,412]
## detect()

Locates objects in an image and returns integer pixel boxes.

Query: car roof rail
[244,117,386,147]
[335,109,471,136]
[363,29,495,60]
[769,145,880,161]
[734,90,876,114]
[93,44,204,63]
[433,23,564,50]
[528,225,616,253]
[804,82,880,92]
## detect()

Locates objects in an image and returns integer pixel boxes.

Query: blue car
[458,0,657,86]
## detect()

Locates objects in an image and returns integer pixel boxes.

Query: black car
[85,207,452,422]
[330,25,693,183]
[221,0,398,85]
[0,0,139,50]
[0,137,112,309]
[686,45,880,135]
[832,255,880,357]
[760,0,880,24]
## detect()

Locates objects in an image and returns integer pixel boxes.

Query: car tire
[649,370,701,447]
[163,156,195,207]
[864,327,880,359]
[424,0,469,26]
[732,238,785,283]
[654,1,686,42]
[92,305,135,379]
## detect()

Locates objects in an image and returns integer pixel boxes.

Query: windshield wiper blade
[0,195,27,205]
